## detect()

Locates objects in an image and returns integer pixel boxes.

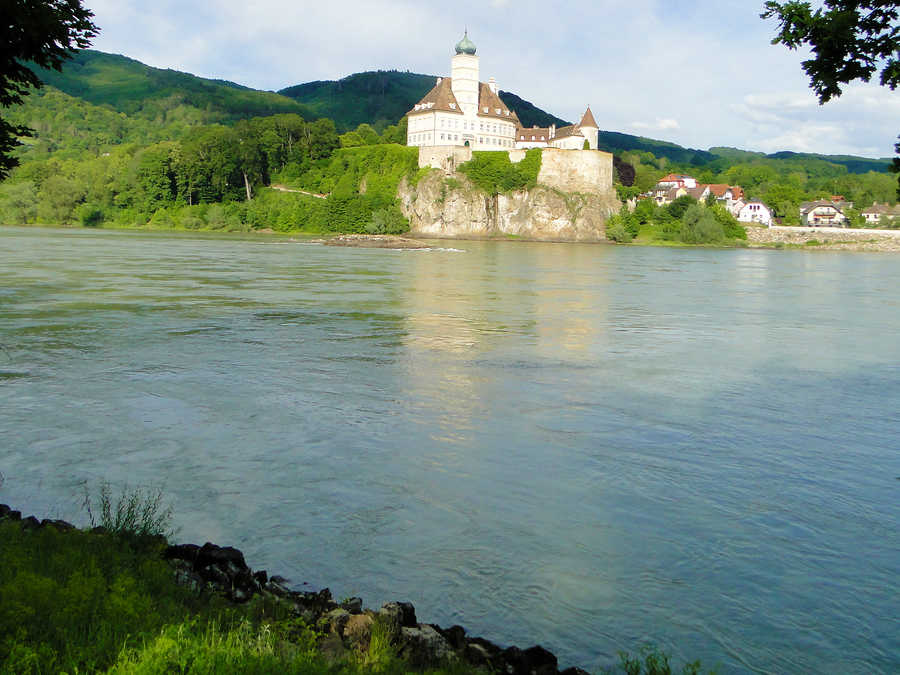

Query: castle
[406,32,599,152]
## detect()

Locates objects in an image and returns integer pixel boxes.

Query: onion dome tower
[455,30,477,55]
[451,31,479,114]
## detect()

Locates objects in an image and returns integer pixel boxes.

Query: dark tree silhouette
[1,0,99,179]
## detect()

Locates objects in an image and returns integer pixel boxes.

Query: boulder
[164,543,200,563]
[436,624,467,650]
[380,601,417,628]
[340,596,363,614]
[321,608,351,637]
[399,624,455,668]
[343,613,374,651]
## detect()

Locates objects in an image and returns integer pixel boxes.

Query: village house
[861,202,900,226]
[737,200,774,227]
[800,198,853,227]
[656,174,697,189]
[649,174,743,213]
[407,32,598,152]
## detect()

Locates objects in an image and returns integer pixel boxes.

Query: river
[1,226,897,673]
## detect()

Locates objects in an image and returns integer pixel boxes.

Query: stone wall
[537,148,614,195]
[418,146,473,174]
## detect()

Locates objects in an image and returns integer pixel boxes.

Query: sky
[84,0,899,158]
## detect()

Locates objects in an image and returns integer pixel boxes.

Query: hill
[23,51,893,176]
[279,71,437,132]
[278,70,570,132]
[30,50,313,124]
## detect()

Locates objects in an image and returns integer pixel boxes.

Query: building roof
[553,124,585,140]
[517,126,551,141]
[579,106,598,128]
[407,78,464,116]
[477,82,520,122]
[862,203,900,215]
[686,186,708,200]
[800,199,851,214]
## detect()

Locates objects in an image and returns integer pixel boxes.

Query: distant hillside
[31,50,312,123]
[597,130,716,166]
[497,92,569,129]
[279,71,437,132]
[764,151,892,175]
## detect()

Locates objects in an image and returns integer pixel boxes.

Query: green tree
[680,203,725,244]
[762,1,900,196]
[1,0,99,178]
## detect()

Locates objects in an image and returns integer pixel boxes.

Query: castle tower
[451,31,479,115]
[578,106,599,150]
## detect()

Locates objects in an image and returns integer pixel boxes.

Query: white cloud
[631,119,680,132]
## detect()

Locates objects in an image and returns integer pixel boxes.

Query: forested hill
[277,71,570,131]
[30,50,313,123]
[25,50,892,175]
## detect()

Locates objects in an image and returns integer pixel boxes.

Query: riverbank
[10,220,900,254]
[745,224,900,251]
[1,503,596,674]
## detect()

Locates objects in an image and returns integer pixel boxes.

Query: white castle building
[407,32,598,152]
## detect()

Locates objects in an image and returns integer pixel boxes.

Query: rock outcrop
[398,171,619,242]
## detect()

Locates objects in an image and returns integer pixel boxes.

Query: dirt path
[270,184,327,199]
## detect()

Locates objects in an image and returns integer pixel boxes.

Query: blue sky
[84,0,899,158]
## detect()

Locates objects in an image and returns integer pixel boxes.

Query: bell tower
[450,31,479,115]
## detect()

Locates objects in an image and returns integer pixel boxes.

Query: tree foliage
[761,1,899,103]
[1,0,99,178]
[762,1,900,196]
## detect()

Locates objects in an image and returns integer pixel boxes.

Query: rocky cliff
[397,170,620,241]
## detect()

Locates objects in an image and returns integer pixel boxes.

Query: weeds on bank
[82,480,176,539]
[617,646,717,675]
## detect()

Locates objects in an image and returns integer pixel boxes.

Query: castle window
[496,108,501,114]
[483,107,488,113]
[450,103,456,109]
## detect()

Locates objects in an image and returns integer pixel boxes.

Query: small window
[450,103,456,109]
[483,107,488,113]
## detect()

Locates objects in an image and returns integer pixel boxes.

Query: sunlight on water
[1,226,898,673]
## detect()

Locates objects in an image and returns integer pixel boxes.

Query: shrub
[680,204,724,244]
[457,149,542,194]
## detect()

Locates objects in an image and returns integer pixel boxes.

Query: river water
[1,226,897,673]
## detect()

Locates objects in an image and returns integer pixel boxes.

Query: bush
[680,204,724,244]
[365,206,409,235]
[457,148,542,194]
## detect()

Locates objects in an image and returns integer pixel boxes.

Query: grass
[1,486,714,674]
[82,481,175,538]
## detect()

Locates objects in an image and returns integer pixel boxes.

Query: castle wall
[419,145,473,173]
[536,148,613,194]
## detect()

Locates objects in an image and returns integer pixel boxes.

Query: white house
[737,200,774,227]
[656,174,698,189]
[861,203,900,226]
[800,199,852,227]
[407,32,598,152]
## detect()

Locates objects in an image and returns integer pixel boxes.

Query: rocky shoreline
[315,234,433,249]
[1,504,588,675]
[746,225,900,252]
